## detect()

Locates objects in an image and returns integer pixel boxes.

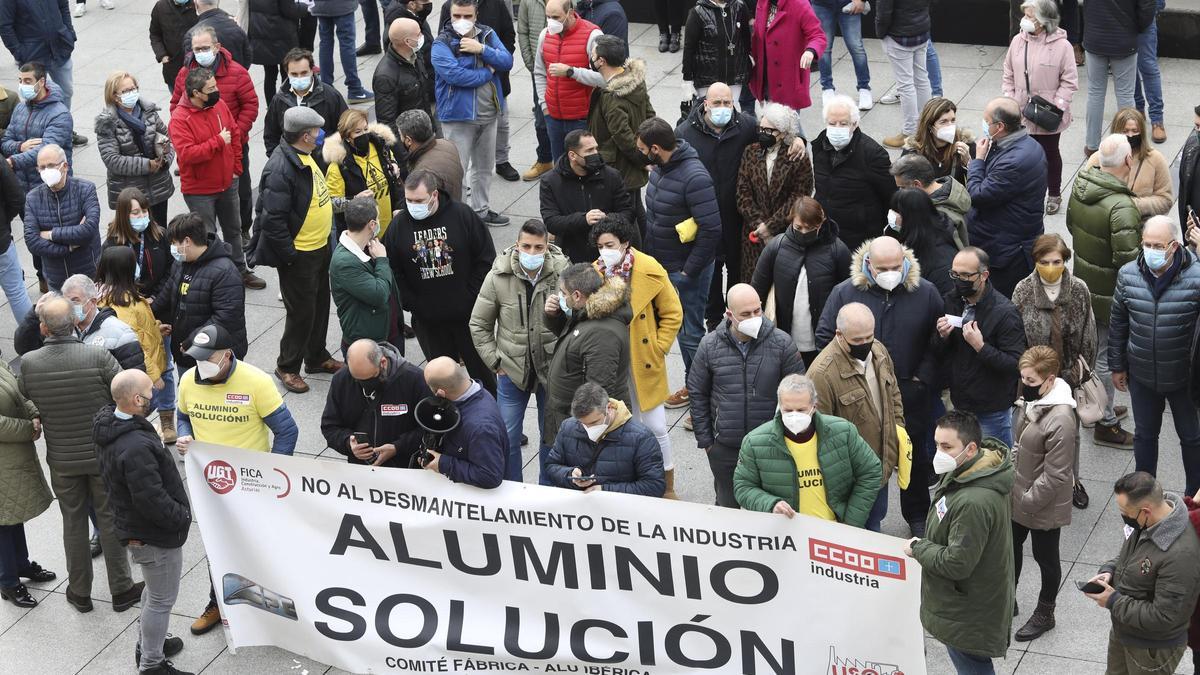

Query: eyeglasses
[948,270,982,281]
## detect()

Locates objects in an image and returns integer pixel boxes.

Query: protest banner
[185,442,927,674]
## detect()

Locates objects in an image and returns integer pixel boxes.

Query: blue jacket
[644,140,722,277]
[437,384,507,489]
[431,24,513,123]
[545,402,665,497]
[1109,248,1200,394]
[578,0,629,44]
[1,84,73,191]
[23,177,100,290]
[0,0,75,68]
[965,130,1047,268]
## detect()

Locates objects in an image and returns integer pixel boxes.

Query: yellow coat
[607,249,682,412]
[103,298,167,384]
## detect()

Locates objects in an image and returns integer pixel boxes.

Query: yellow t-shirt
[294,151,334,251]
[325,144,394,237]
[178,361,285,453]
[786,434,837,521]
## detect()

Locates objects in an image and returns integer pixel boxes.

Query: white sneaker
[858,89,874,110]
[100,0,114,9]
[879,93,899,105]
[821,89,836,107]
[72,3,85,17]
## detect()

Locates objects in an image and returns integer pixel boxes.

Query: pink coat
[1001,27,1079,135]
[748,0,827,111]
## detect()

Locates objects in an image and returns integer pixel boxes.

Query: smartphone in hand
[1076,580,1105,594]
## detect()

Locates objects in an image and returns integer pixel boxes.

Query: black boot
[657,32,670,53]
[1014,600,1055,641]
[1,584,37,608]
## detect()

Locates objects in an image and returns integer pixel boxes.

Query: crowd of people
[0,0,1198,674]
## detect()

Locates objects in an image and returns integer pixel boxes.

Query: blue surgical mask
[17,83,36,101]
[173,0,190,4]
[170,244,185,262]
[559,294,573,316]
[518,251,544,270]
[709,106,733,127]
[980,119,992,140]
[289,75,312,93]
[131,215,151,232]
[1143,246,1170,270]
[826,126,851,149]
[194,50,216,67]
[407,200,431,220]
[119,90,139,109]
[71,303,86,323]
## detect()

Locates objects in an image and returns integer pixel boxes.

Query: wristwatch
[566,66,575,78]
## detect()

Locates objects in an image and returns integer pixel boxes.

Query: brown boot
[1094,422,1134,449]
[190,601,221,635]
[663,469,678,500]
[1014,600,1055,641]
[159,410,177,445]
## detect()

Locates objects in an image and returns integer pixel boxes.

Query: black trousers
[654,0,686,33]
[239,144,253,236]
[989,255,1034,299]
[898,379,933,526]
[707,442,740,508]
[277,245,333,373]
[299,16,317,51]
[150,201,169,233]
[262,64,287,106]
[412,317,497,396]
[1012,522,1062,604]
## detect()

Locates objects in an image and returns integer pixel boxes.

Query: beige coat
[1011,378,1076,531]
[808,337,904,484]
[1086,148,1173,218]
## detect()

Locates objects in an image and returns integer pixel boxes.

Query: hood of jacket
[849,240,923,292]
[322,122,398,166]
[945,438,1014,494]
[376,341,407,386]
[1017,25,1069,47]
[492,242,569,279]
[92,403,158,449]
[193,233,233,265]
[606,59,647,98]
[583,275,630,321]
[551,151,608,182]
[598,398,633,440]
[659,140,701,173]
[930,177,971,216]
[28,84,67,111]
[1072,166,1136,205]
[1021,376,1077,413]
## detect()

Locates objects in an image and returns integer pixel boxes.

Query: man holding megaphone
[417,356,508,488]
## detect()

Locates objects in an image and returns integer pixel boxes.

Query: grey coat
[1011,268,1096,387]
[0,361,48,525]
[1010,382,1076,531]
[94,101,176,209]
[1109,249,1200,393]
[18,336,120,476]
[686,317,805,449]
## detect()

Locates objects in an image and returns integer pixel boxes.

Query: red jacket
[168,97,243,195]
[169,47,258,136]
[1187,496,1200,651]
[748,0,826,111]
[542,17,598,121]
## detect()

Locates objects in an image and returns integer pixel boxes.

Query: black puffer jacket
[94,405,191,549]
[750,219,851,342]
[687,317,805,449]
[184,8,251,68]
[262,79,348,158]
[812,128,897,253]
[94,101,176,208]
[676,104,758,255]
[1110,248,1200,394]
[929,282,1028,413]
[151,235,248,371]
[1082,0,1156,57]
[682,0,752,88]
[889,211,959,297]
[320,342,432,467]
[372,44,436,140]
[249,142,325,268]
[103,232,174,300]
[539,155,637,263]
[1179,130,1200,229]
[875,0,931,38]
[0,157,23,256]
[149,0,199,79]
[248,0,306,67]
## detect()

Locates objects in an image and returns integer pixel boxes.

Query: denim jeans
[927,41,943,97]
[546,117,589,164]
[318,13,366,94]
[882,37,931,135]
[1094,324,1119,425]
[1128,377,1200,495]
[865,485,889,532]
[1085,51,1138,149]
[129,543,183,671]
[0,244,30,322]
[668,262,715,377]
[46,59,74,110]
[496,373,548,484]
[974,408,1013,449]
[530,74,552,163]
[812,0,870,92]
[946,645,995,675]
[150,335,176,413]
[1133,0,1165,124]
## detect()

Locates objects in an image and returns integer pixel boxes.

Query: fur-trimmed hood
[606,59,647,98]
[583,275,631,321]
[321,122,398,166]
[849,240,923,292]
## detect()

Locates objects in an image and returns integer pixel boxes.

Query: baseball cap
[185,325,235,361]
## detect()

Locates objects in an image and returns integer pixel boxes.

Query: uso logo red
[810,538,906,580]
[205,460,237,494]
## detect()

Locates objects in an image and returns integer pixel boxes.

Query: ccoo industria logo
[205,460,237,494]
[808,538,906,588]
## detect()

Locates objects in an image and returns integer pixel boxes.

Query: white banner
[185,442,927,675]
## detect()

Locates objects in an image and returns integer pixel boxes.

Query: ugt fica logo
[205,460,237,494]
[827,646,904,675]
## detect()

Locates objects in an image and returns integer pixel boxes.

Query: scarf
[116,104,151,158]
[598,250,634,282]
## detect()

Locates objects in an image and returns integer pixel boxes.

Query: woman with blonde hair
[901,97,975,183]
[323,108,403,236]
[1085,108,1173,218]
[94,71,174,228]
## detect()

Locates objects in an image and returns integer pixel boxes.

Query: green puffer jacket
[330,236,403,345]
[732,412,882,527]
[912,439,1015,658]
[469,244,570,390]
[1066,167,1141,326]
[0,361,48,525]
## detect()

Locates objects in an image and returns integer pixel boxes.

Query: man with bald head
[688,283,804,507]
[534,0,605,163]
[966,97,1048,297]
[96,369,192,672]
[817,236,943,536]
[373,17,435,141]
[23,143,101,291]
[808,303,904,532]
[321,339,430,468]
[419,356,507,488]
[1109,216,1200,494]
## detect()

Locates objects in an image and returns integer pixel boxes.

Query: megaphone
[412,396,461,468]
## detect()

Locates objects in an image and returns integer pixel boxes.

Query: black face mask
[357,376,383,396]
[1127,133,1142,151]
[414,2,433,19]
[584,153,605,172]
[638,149,660,166]
[1121,510,1146,533]
[953,277,978,299]
[847,340,873,361]
[352,134,371,156]
[136,395,153,418]
[1022,382,1044,401]
[792,227,820,245]
[758,132,778,149]
[204,89,220,108]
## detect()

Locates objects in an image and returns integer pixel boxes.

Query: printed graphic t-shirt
[294,152,334,252]
[178,363,284,452]
[786,434,836,521]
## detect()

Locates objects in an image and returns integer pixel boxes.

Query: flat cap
[283,106,325,133]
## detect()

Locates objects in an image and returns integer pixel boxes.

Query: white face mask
[781,411,812,435]
[935,124,957,144]
[583,411,609,442]
[735,315,763,339]
[196,357,224,380]
[413,35,425,52]
[546,18,565,34]
[875,270,903,291]
[39,167,62,187]
[933,446,966,474]
[886,210,901,231]
[598,247,624,268]
[1020,17,1037,33]
[452,18,475,36]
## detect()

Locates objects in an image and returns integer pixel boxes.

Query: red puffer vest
[542,17,598,121]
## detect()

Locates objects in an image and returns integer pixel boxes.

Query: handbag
[1072,355,1108,425]
[1021,42,1065,132]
